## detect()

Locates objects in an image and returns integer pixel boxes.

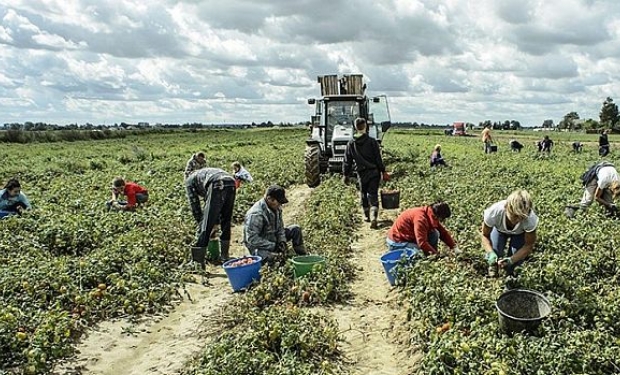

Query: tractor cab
[305,74,391,187]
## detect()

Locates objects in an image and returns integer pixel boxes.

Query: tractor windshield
[326,101,360,129]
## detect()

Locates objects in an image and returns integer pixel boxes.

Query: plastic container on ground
[380,248,415,286]
[496,288,551,334]
[207,239,220,260]
[223,255,262,292]
[291,255,326,278]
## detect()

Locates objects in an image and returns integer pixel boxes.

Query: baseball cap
[266,185,288,204]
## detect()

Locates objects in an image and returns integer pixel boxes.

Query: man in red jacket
[107,177,149,211]
[386,202,458,256]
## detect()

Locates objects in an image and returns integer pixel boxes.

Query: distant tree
[583,118,600,130]
[559,112,580,130]
[510,120,521,130]
[599,97,619,129]
[542,119,554,128]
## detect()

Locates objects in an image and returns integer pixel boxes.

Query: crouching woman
[0,179,31,218]
[482,189,538,277]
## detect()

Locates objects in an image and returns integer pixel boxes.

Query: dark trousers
[357,171,380,208]
[600,145,610,157]
[196,182,236,247]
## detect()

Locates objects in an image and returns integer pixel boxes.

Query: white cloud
[0,0,619,125]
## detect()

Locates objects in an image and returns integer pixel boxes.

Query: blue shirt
[0,189,32,211]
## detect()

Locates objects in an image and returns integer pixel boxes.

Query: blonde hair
[610,180,620,198]
[505,189,533,222]
[434,144,441,151]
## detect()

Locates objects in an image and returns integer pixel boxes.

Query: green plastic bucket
[207,240,220,261]
[291,255,326,278]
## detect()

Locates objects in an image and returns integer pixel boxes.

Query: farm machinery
[305,74,391,188]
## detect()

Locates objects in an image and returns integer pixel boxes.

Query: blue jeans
[490,228,524,274]
[386,230,439,256]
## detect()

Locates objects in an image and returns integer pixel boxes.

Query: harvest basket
[380,189,400,209]
[496,289,551,334]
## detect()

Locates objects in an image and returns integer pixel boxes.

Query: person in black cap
[243,185,306,262]
[186,167,237,268]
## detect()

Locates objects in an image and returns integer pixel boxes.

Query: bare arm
[481,222,494,254]
[594,187,613,208]
[507,230,536,264]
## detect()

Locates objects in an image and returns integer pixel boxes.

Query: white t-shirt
[597,166,620,189]
[483,200,538,235]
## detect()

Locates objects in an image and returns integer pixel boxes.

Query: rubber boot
[220,240,231,262]
[370,207,379,229]
[363,207,370,222]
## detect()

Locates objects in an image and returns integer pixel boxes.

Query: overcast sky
[1,0,619,126]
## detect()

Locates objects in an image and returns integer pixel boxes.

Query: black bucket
[381,190,400,209]
[496,289,551,334]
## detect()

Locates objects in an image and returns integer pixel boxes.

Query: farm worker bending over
[0,178,31,218]
[565,161,620,218]
[481,124,493,154]
[430,144,448,167]
[243,185,306,262]
[231,161,253,189]
[537,136,554,153]
[186,168,236,263]
[509,139,524,152]
[342,117,387,229]
[107,177,149,212]
[184,152,207,180]
[482,190,538,277]
[386,202,458,257]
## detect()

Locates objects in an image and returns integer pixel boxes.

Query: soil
[331,209,420,375]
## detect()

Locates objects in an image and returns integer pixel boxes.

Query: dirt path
[54,185,312,375]
[333,209,420,375]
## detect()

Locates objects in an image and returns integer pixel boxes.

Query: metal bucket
[496,289,551,334]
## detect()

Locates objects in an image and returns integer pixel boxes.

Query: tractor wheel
[305,144,321,188]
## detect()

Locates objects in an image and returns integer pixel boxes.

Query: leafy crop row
[0,129,305,373]
[384,132,620,375]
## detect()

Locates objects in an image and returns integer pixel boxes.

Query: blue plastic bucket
[223,256,262,292]
[380,249,416,286]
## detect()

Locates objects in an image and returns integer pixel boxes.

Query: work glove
[382,172,391,181]
[498,257,513,268]
[485,252,498,265]
[608,204,617,213]
[452,246,462,255]
[342,176,349,185]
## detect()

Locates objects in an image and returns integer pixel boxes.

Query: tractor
[304,74,391,188]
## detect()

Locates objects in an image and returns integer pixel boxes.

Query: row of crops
[0,129,320,374]
[383,130,620,374]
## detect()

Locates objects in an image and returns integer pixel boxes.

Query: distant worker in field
[599,129,610,157]
[343,117,388,229]
[243,185,307,263]
[481,124,493,153]
[537,135,554,153]
[482,190,538,277]
[386,201,459,257]
[572,141,583,153]
[186,168,237,266]
[106,177,149,212]
[231,161,253,189]
[430,144,448,167]
[509,139,524,152]
[0,178,31,218]
[184,152,207,179]
[565,161,620,218]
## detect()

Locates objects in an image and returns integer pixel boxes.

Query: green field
[1,128,619,374]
